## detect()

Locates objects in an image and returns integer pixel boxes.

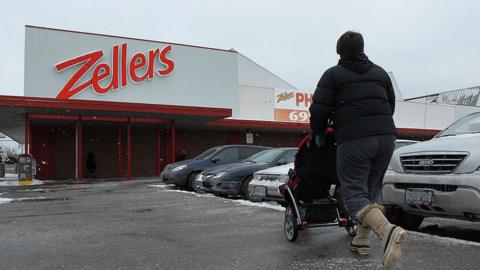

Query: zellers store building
[0,26,440,180]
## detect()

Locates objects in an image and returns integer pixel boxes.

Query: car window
[437,112,480,137]
[194,148,218,160]
[245,149,285,164]
[239,147,264,160]
[214,148,240,162]
[280,150,297,164]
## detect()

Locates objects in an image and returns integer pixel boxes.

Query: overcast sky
[1,0,479,99]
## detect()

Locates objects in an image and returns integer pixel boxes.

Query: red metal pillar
[127,118,132,180]
[170,121,176,164]
[24,114,30,154]
[117,126,122,177]
[156,126,161,176]
[77,120,83,182]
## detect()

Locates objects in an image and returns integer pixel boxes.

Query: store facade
[0,26,445,180]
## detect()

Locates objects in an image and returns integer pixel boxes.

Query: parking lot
[1,178,479,270]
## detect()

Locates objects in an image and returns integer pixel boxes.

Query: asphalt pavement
[0,178,479,270]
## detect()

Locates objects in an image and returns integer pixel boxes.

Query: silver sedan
[247,163,293,202]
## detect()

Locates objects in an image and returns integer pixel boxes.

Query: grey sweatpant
[336,134,396,218]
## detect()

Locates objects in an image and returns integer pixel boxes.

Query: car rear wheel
[186,172,199,192]
[240,175,255,200]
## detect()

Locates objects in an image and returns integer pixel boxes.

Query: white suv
[382,112,480,230]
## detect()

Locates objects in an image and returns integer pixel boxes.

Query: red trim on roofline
[0,95,231,118]
[130,118,172,124]
[81,116,128,122]
[30,114,80,121]
[208,119,310,130]
[26,25,236,53]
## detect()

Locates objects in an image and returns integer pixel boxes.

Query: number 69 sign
[274,108,310,123]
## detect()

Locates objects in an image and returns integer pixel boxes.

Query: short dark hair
[336,31,364,58]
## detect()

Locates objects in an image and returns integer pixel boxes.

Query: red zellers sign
[55,43,174,99]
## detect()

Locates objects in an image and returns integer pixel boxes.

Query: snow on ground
[149,183,284,211]
[410,231,480,247]
[14,197,49,202]
[148,184,174,189]
[0,197,13,204]
[0,192,13,204]
[0,179,44,186]
[232,199,284,211]
[16,188,49,192]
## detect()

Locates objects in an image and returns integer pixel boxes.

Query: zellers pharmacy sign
[274,88,313,123]
[54,43,174,99]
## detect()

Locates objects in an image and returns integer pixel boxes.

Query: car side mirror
[277,159,288,166]
[212,157,220,163]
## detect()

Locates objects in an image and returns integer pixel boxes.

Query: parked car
[161,145,270,190]
[394,139,418,150]
[382,111,480,230]
[248,162,294,202]
[195,148,297,198]
[248,140,418,203]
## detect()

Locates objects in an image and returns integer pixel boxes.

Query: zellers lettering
[55,43,174,99]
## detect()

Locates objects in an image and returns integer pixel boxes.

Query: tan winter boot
[357,204,407,269]
[349,224,370,256]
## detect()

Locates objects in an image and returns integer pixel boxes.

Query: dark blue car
[195,147,297,199]
[161,145,270,190]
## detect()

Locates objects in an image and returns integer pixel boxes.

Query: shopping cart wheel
[284,205,299,242]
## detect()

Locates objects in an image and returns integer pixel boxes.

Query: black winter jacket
[309,53,396,145]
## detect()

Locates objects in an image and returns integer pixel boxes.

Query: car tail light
[279,184,286,195]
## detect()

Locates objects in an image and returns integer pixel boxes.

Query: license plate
[254,186,266,197]
[405,189,433,206]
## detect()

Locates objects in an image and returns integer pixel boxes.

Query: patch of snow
[410,231,480,247]
[195,193,215,198]
[148,184,172,189]
[0,179,44,187]
[14,197,49,202]
[232,199,285,211]
[149,183,285,211]
[0,197,13,204]
[149,184,213,197]
[16,188,48,192]
[162,189,197,195]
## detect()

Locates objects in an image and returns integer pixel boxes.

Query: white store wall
[236,53,298,121]
[394,101,480,130]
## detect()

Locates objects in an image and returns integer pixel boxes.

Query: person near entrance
[86,151,96,178]
[175,149,187,162]
[309,31,406,268]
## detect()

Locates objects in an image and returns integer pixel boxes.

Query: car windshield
[437,112,480,137]
[194,148,218,160]
[244,149,284,164]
